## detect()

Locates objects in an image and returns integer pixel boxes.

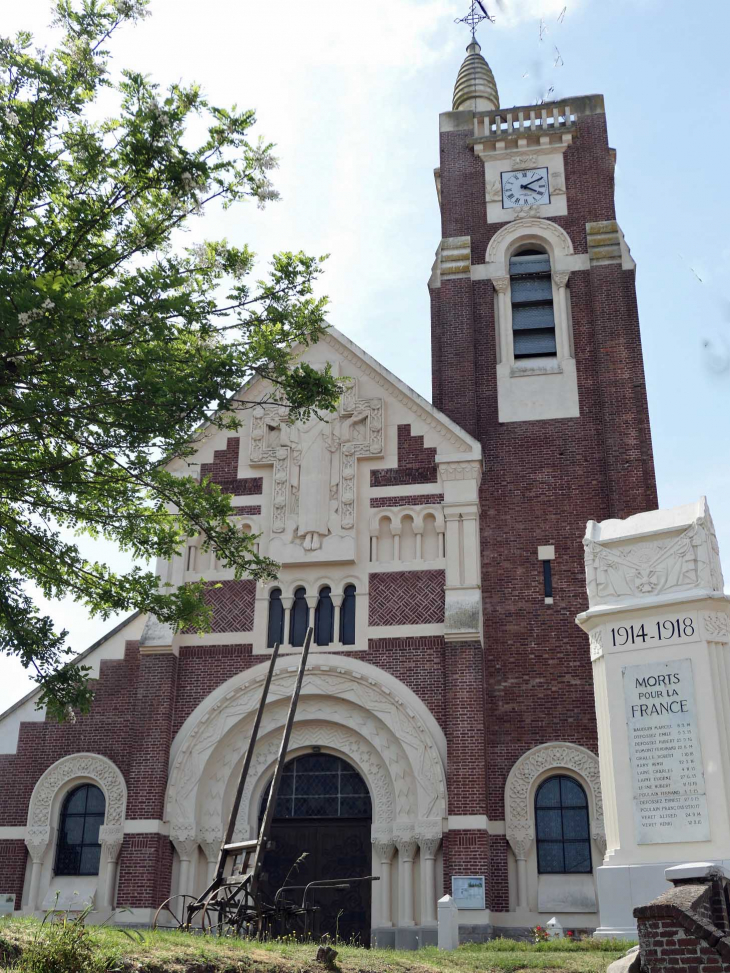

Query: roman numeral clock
[501,167,550,208]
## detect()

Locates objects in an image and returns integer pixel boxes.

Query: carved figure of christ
[286,414,340,551]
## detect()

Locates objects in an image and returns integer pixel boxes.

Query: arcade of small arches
[267,583,357,649]
[369,507,445,565]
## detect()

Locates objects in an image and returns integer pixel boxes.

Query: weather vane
[455,0,494,39]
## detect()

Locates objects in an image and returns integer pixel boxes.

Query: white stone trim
[0,827,26,839]
[27,753,127,841]
[366,624,444,637]
[123,820,169,835]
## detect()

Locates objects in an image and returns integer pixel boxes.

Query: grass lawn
[0,918,633,973]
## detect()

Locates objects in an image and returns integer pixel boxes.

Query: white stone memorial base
[594,858,730,938]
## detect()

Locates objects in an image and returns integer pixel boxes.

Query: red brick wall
[0,841,26,910]
[368,570,445,626]
[200,436,263,496]
[116,834,173,909]
[370,425,439,487]
[432,106,658,910]
[173,643,256,736]
[636,880,730,973]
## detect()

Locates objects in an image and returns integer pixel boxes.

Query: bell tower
[429,37,658,916]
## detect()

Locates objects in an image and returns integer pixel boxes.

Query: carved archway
[486,217,574,270]
[196,702,412,843]
[505,742,605,860]
[25,752,127,871]
[166,655,447,843]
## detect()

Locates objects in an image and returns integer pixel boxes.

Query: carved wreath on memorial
[249,379,383,551]
[584,514,724,603]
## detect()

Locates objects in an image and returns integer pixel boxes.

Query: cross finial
[455,0,494,40]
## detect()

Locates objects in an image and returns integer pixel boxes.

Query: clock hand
[519,185,542,193]
[520,179,544,190]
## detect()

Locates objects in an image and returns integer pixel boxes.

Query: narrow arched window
[510,249,556,359]
[267,588,284,648]
[55,784,105,876]
[535,775,591,874]
[290,587,308,647]
[315,586,334,647]
[340,584,356,646]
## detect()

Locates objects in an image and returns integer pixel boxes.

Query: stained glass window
[290,587,309,647]
[535,775,591,874]
[267,588,284,648]
[340,585,356,646]
[261,754,371,820]
[315,587,334,647]
[55,784,105,876]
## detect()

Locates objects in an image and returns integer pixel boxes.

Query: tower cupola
[452,39,499,112]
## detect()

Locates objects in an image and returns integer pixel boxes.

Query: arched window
[314,586,334,647]
[267,588,284,648]
[290,587,309,647]
[55,784,105,877]
[340,584,356,646]
[260,754,371,820]
[535,775,591,874]
[510,249,556,359]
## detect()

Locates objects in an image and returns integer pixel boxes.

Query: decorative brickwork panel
[182,580,256,634]
[201,437,262,497]
[0,840,26,910]
[116,834,173,909]
[370,425,438,487]
[369,493,444,508]
[368,570,445,626]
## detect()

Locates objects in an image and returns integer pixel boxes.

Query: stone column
[280,596,293,647]
[552,271,571,359]
[172,837,200,898]
[98,826,124,910]
[395,837,417,927]
[370,533,378,563]
[331,592,344,646]
[392,527,401,563]
[198,832,222,887]
[372,839,396,927]
[415,529,423,562]
[418,835,442,926]
[492,276,510,364]
[24,831,49,913]
[507,836,532,912]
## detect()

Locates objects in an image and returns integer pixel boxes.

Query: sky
[1,0,729,712]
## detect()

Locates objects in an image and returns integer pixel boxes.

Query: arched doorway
[259,752,373,944]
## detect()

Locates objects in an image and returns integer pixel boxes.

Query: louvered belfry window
[509,249,557,359]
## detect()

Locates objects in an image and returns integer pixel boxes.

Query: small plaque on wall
[451,875,486,909]
[0,893,14,915]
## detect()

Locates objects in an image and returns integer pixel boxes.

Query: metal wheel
[201,882,250,937]
[153,894,199,931]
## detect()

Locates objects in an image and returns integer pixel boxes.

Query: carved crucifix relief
[250,381,383,562]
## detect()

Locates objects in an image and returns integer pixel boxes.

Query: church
[0,36,658,945]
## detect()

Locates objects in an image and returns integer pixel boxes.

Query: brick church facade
[0,41,656,943]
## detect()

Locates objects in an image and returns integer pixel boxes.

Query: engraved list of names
[623,658,710,844]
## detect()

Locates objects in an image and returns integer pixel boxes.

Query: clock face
[501,167,550,208]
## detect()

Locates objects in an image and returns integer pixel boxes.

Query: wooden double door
[261,819,372,945]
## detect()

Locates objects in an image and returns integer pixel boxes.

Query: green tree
[0,0,340,720]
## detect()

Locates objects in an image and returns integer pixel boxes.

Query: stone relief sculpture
[250,379,383,562]
[584,507,724,606]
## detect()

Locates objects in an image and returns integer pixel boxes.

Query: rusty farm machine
[153,628,378,939]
